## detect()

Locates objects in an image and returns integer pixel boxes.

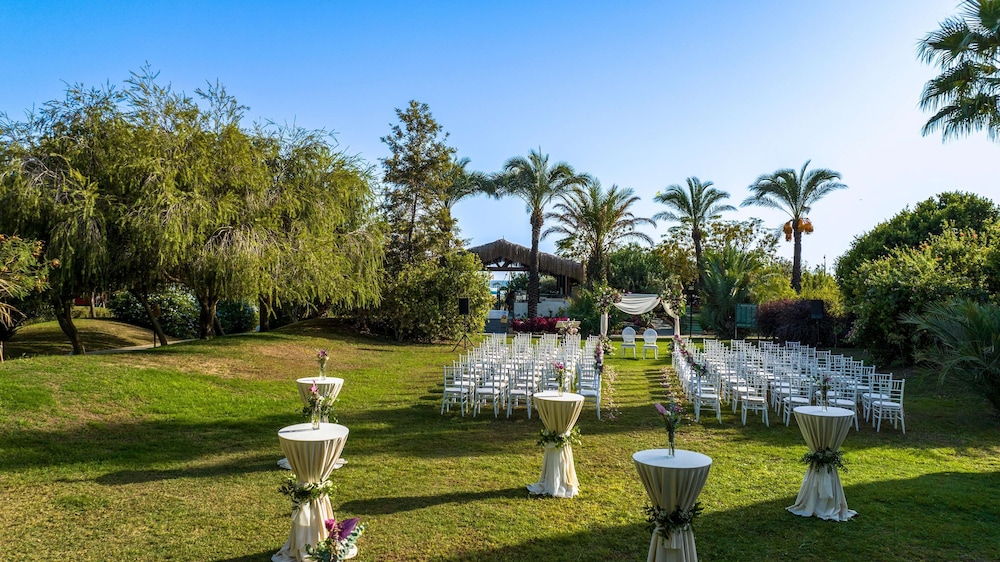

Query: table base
[526,444,578,498]
[786,467,856,521]
[278,458,347,470]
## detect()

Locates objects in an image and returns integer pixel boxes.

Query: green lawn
[0,320,997,561]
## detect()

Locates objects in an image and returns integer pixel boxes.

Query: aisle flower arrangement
[305,516,366,562]
[595,285,622,313]
[673,335,707,378]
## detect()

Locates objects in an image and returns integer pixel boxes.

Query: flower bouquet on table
[552,361,567,394]
[814,374,832,409]
[306,516,366,562]
[303,381,337,428]
[317,349,330,379]
[654,400,684,457]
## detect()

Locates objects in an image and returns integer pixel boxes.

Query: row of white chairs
[674,339,905,433]
[441,334,603,419]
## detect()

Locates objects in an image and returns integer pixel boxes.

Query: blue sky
[3,1,998,272]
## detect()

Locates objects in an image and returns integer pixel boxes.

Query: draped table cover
[296,377,345,405]
[272,423,350,562]
[633,449,712,562]
[527,391,585,498]
[787,406,857,521]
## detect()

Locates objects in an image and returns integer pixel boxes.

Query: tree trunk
[693,228,704,289]
[131,289,169,346]
[53,297,85,355]
[258,294,271,332]
[528,211,542,320]
[792,224,803,293]
[197,294,219,339]
[89,291,96,319]
[213,313,225,337]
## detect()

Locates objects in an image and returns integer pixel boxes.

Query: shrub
[107,286,199,339]
[904,300,1000,416]
[216,300,257,334]
[510,317,567,334]
[757,299,842,347]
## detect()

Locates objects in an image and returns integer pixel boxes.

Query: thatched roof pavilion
[466,239,585,296]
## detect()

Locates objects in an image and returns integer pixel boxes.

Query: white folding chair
[693,373,722,423]
[577,363,602,419]
[871,378,905,433]
[741,374,769,427]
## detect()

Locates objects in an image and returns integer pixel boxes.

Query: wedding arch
[600,293,681,337]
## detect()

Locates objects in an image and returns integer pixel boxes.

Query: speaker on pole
[458,297,470,316]
[810,300,825,320]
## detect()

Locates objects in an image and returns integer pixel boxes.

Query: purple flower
[324,518,338,533]
[317,349,329,359]
[654,403,668,416]
[310,381,318,395]
[338,517,359,540]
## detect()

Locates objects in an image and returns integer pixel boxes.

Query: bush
[376,251,491,342]
[216,300,257,334]
[757,299,842,347]
[107,286,199,339]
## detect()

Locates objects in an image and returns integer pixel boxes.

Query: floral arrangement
[317,349,330,376]
[536,426,581,448]
[673,336,707,378]
[278,473,336,508]
[655,401,684,439]
[659,276,686,317]
[552,361,567,393]
[302,382,337,423]
[645,503,704,540]
[599,334,614,356]
[801,447,846,473]
[594,285,622,313]
[815,374,833,405]
[305,516,366,562]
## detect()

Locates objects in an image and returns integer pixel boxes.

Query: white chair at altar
[642,328,659,359]
[622,327,637,358]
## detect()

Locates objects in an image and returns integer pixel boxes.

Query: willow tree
[0,85,122,354]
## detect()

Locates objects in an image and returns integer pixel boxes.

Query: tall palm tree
[544,179,656,285]
[742,161,846,293]
[918,0,1000,142]
[497,149,586,319]
[652,177,735,285]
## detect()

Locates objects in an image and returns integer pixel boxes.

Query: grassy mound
[0,321,996,560]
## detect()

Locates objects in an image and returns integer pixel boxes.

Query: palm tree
[497,149,586,319]
[652,177,735,285]
[742,161,846,293]
[440,157,493,249]
[544,179,656,285]
[699,246,759,339]
[918,0,1000,142]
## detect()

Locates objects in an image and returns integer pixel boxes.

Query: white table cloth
[787,406,857,521]
[527,391,584,498]
[296,377,345,405]
[633,449,712,562]
[272,423,350,562]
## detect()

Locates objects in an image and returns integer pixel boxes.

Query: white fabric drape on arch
[600,294,681,337]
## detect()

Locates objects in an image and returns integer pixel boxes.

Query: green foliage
[545,179,655,285]
[904,299,1000,416]
[847,227,998,365]
[380,100,457,272]
[652,177,735,282]
[918,0,1000,141]
[607,244,668,294]
[837,192,1000,302]
[106,287,199,339]
[697,246,759,338]
[656,218,781,290]
[377,250,490,342]
[215,300,257,334]
[0,235,51,332]
[756,299,842,347]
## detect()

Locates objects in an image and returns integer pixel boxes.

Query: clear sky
[2,1,998,272]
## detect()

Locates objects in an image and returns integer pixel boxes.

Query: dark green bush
[107,286,198,339]
[216,300,257,334]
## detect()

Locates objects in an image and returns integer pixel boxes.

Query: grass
[0,320,998,561]
[3,315,173,358]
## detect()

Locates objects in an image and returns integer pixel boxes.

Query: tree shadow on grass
[337,487,527,515]
[212,550,275,562]
[434,521,650,562]
[0,413,293,472]
[91,452,277,485]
